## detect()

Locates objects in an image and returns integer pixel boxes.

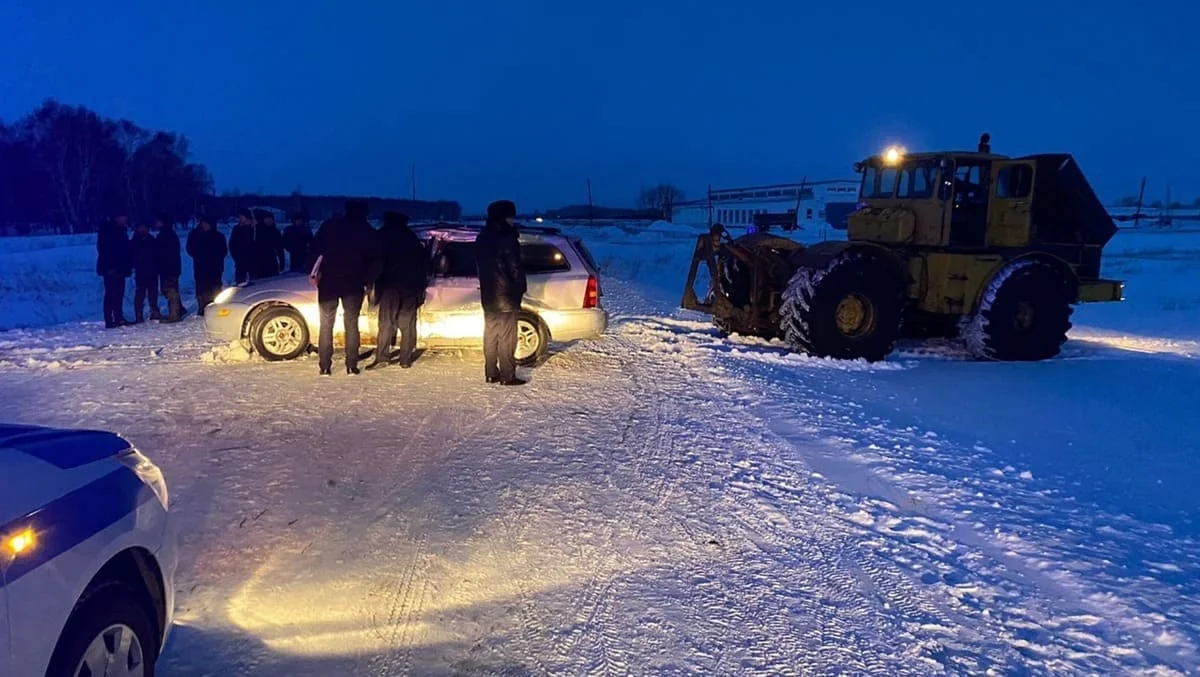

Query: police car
[0,424,175,677]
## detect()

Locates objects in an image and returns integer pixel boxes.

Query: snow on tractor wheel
[961,259,1074,361]
[779,252,904,362]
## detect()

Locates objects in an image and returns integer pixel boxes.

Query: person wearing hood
[154,214,186,323]
[251,209,286,279]
[366,211,428,370]
[282,211,315,273]
[187,215,228,315]
[229,209,256,284]
[130,220,162,323]
[474,199,527,386]
[310,200,382,375]
[96,213,133,328]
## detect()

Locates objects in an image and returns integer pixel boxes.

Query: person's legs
[397,297,419,366]
[482,310,501,382]
[317,297,338,373]
[372,290,400,365]
[342,293,364,371]
[133,275,148,322]
[104,273,125,326]
[162,276,183,321]
[147,275,162,319]
[496,311,518,383]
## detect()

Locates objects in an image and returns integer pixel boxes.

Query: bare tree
[638,184,684,221]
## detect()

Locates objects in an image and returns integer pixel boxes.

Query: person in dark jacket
[282,212,315,273]
[311,201,382,375]
[475,199,527,385]
[366,211,428,370]
[96,214,132,328]
[129,220,162,323]
[187,215,228,315]
[229,210,256,284]
[154,214,186,323]
[251,209,285,280]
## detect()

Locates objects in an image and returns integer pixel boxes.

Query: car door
[420,239,485,341]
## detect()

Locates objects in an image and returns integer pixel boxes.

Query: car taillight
[584,275,599,309]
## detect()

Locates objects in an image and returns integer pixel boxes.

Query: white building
[671,180,860,234]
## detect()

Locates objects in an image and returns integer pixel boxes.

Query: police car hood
[0,424,133,523]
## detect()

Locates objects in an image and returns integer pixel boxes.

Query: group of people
[97,198,530,385]
[95,208,315,328]
[310,198,528,385]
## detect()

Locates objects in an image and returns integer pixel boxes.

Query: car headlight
[118,448,169,510]
[214,287,237,304]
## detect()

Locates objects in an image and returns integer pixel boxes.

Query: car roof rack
[411,222,562,235]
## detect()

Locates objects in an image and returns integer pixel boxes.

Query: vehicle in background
[204,224,607,366]
[0,424,174,677]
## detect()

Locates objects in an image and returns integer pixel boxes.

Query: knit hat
[383,211,410,228]
[487,200,517,221]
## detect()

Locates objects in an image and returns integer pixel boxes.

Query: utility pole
[411,163,417,201]
[586,178,593,226]
[1134,176,1146,228]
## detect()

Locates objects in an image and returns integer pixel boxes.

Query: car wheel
[515,313,549,366]
[46,581,158,677]
[250,306,310,361]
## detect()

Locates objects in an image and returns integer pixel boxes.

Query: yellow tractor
[681,134,1125,361]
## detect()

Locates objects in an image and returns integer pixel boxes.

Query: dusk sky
[2,1,1196,211]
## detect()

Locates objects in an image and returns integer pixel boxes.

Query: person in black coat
[96,214,132,328]
[129,220,161,323]
[251,209,285,280]
[229,209,255,284]
[474,199,527,385]
[187,215,228,315]
[310,200,382,375]
[366,211,428,370]
[154,214,186,323]
[282,212,315,274]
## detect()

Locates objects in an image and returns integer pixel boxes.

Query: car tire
[46,580,159,677]
[250,306,310,361]
[515,312,549,366]
[962,259,1073,361]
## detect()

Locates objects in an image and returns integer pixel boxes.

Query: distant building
[671,180,860,231]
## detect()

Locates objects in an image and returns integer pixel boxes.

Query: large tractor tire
[961,259,1073,361]
[779,253,904,361]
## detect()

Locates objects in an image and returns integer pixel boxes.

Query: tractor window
[898,165,936,198]
[996,164,1033,199]
[861,166,899,198]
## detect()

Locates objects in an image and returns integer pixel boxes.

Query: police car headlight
[118,448,169,510]
[214,287,238,305]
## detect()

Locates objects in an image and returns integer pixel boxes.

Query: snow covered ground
[1,223,1199,675]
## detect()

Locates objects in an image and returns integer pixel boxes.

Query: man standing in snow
[282,211,314,273]
[187,215,227,315]
[154,214,186,323]
[251,209,286,280]
[96,214,133,328]
[366,211,428,370]
[311,201,382,375]
[474,199,527,385]
[229,209,255,284]
[129,220,161,323]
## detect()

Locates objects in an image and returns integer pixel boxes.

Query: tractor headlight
[214,287,238,304]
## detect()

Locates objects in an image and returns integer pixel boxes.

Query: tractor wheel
[961,259,1073,361]
[779,253,904,361]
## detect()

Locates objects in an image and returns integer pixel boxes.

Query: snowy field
[1,223,1199,675]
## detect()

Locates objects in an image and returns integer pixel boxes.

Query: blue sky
[1,0,1196,210]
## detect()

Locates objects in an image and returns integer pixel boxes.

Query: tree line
[0,99,213,235]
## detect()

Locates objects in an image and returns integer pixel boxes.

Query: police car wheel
[48,581,158,677]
